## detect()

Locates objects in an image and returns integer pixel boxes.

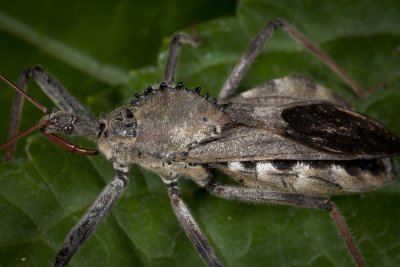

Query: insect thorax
[97,85,231,166]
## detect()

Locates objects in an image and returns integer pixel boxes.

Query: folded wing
[186,76,400,163]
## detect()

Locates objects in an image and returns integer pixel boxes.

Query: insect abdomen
[215,159,396,196]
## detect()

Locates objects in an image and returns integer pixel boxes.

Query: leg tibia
[205,182,365,267]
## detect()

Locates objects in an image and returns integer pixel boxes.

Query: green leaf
[1,0,400,267]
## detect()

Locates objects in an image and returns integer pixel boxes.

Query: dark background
[0,0,399,266]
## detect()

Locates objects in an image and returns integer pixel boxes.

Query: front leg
[163,31,200,85]
[6,66,94,160]
[162,177,221,267]
[53,166,129,267]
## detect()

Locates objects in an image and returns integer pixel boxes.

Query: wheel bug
[1,19,399,267]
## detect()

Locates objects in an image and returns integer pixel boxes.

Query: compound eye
[126,109,134,118]
[62,124,74,135]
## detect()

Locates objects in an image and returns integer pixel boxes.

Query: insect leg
[20,66,92,116]
[53,168,128,267]
[219,20,280,100]
[163,178,221,267]
[6,66,94,160]
[164,31,200,85]
[205,183,365,267]
[219,19,364,99]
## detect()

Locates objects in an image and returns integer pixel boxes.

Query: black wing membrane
[282,103,400,156]
[186,76,400,163]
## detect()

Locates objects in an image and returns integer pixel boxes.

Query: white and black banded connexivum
[1,19,399,267]
[216,158,395,195]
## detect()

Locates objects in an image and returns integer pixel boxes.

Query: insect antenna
[0,74,49,154]
[0,74,48,113]
[0,120,48,150]
[0,74,98,156]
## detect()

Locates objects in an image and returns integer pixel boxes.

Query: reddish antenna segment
[1,73,98,156]
[0,74,48,113]
[0,120,48,150]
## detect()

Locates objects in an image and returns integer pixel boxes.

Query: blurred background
[0,0,399,266]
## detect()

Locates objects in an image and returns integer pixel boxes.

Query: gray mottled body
[30,68,398,267]
[6,19,399,267]
[94,75,397,196]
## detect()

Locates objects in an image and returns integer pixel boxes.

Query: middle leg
[219,19,365,99]
[162,177,221,267]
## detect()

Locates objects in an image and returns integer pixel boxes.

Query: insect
[1,19,399,267]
